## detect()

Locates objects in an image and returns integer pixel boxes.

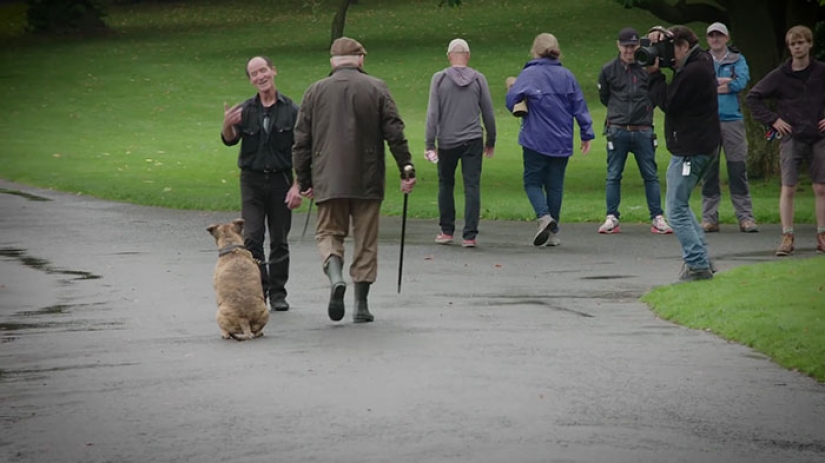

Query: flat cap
[330,37,367,56]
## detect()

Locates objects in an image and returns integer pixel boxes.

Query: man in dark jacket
[292,37,417,323]
[646,25,721,281]
[222,56,303,311]
[746,25,825,256]
[597,27,671,235]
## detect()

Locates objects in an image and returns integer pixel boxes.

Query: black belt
[608,123,652,132]
[243,168,284,174]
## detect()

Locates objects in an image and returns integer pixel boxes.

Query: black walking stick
[397,165,414,294]
[301,198,314,240]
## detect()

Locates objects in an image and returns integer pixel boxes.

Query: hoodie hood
[445,66,480,87]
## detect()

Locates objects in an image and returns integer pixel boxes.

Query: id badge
[607,141,614,151]
[682,160,691,177]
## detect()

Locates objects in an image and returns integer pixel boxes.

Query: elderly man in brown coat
[293,37,417,324]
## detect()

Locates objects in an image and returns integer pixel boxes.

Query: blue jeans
[605,127,663,219]
[523,147,568,230]
[665,154,713,269]
[438,139,483,240]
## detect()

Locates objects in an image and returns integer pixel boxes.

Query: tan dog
[206,219,269,341]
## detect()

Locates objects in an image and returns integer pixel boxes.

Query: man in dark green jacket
[293,37,417,323]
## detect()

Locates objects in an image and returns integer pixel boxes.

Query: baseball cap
[618,27,640,45]
[706,22,729,36]
[330,37,367,56]
[447,38,470,53]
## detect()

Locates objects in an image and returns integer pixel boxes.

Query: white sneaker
[651,215,673,234]
[544,232,561,246]
[533,214,556,246]
[598,215,620,234]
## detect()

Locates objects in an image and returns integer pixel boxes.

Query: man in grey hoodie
[425,38,496,247]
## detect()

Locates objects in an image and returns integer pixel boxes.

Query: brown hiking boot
[739,219,759,233]
[817,232,825,253]
[775,233,794,257]
[701,221,720,233]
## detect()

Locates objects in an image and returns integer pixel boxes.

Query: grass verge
[642,258,825,383]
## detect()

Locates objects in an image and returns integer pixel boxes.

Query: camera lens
[634,46,657,66]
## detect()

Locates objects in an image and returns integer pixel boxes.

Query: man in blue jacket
[700,22,758,234]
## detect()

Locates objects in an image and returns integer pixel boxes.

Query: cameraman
[645,25,721,281]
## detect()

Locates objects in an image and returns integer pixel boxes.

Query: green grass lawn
[1,0,822,382]
[0,0,815,223]
[643,259,825,382]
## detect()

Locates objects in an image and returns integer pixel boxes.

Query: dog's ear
[206,224,218,236]
[232,218,244,233]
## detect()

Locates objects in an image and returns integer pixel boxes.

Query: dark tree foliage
[26,0,107,35]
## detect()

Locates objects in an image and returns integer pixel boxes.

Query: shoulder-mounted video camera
[635,26,676,68]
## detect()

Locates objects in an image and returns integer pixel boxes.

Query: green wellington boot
[324,256,346,321]
[353,282,374,323]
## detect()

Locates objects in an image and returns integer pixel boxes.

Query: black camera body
[635,36,676,68]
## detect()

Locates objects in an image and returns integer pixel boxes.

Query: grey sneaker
[678,264,714,282]
[544,233,561,246]
[533,214,556,246]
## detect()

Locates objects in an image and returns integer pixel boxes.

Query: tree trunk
[330,0,352,45]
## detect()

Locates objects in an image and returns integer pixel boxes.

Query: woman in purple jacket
[506,33,595,247]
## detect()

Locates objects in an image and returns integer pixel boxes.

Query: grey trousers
[701,119,755,223]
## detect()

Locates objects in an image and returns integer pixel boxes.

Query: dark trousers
[437,138,483,240]
[240,170,292,301]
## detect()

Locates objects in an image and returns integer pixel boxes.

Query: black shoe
[270,298,290,312]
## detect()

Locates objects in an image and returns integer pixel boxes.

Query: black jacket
[222,91,299,173]
[598,56,655,126]
[648,46,721,156]
[746,59,825,143]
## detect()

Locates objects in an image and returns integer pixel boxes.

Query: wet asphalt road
[1,179,824,463]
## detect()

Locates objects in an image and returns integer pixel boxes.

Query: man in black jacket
[222,56,303,311]
[597,27,671,235]
[747,25,825,256]
[645,26,721,281]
